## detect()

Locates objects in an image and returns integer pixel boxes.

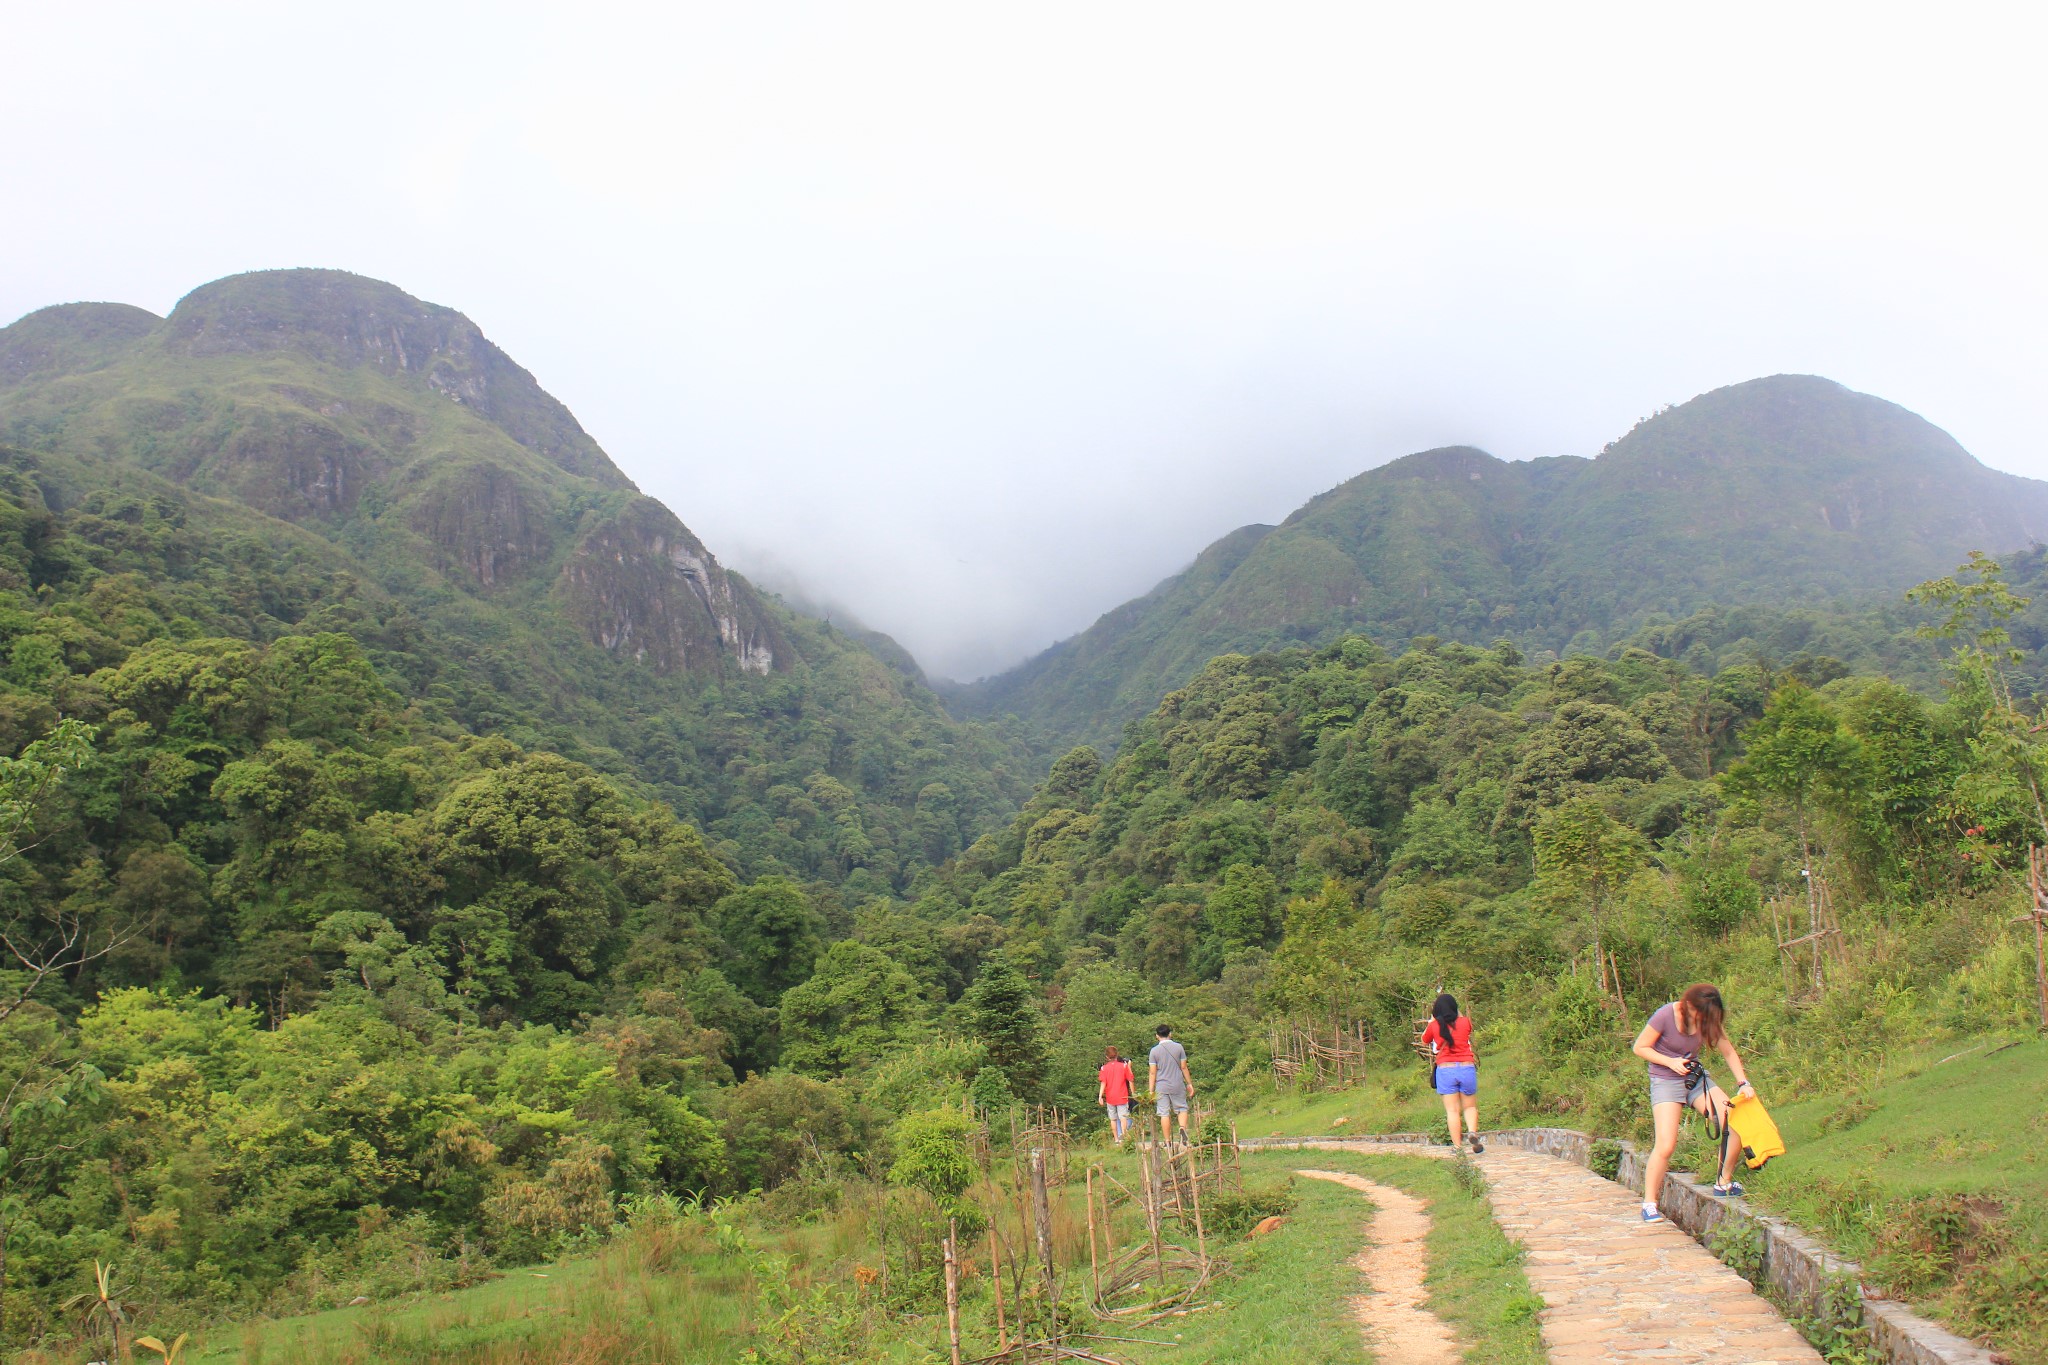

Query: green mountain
[957,376,2048,748]
[0,270,1033,889]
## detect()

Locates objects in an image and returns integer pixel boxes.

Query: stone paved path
[1254,1140,1821,1363]
[1478,1146,1821,1365]
[1298,1169,1464,1365]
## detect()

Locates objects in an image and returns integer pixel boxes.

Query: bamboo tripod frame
[1267,1011,1372,1089]
[1771,867,1846,1003]
[1081,1140,1222,1325]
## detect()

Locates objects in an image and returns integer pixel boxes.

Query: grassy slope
[87,1148,1546,1365]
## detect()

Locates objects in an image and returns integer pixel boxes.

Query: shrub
[887,1109,982,1231]
[1539,970,1612,1059]
[719,1073,863,1193]
[1203,1179,1298,1238]
[1709,1217,1767,1285]
[1684,866,1761,936]
[1588,1139,1624,1181]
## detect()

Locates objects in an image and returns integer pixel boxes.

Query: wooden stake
[986,1214,1009,1351]
[1139,1143,1166,1287]
[1084,1164,1101,1303]
[1029,1148,1056,1305]
[944,1221,962,1365]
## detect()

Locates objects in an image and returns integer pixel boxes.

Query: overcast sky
[6,4,2044,680]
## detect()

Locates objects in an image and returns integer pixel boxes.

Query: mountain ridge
[956,375,2048,748]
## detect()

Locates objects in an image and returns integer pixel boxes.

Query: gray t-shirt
[1644,1002,1701,1081]
[1150,1038,1188,1095]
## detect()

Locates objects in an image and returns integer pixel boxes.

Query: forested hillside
[960,376,2048,749]
[0,272,1036,890]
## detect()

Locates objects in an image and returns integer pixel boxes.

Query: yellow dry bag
[1724,1092,1786,1170]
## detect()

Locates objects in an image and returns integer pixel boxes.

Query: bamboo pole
[1084,1164,1101,1303]
[986,1213,1009,1351]
[944,1221,962,1365]
[1138,1143,1166,1287]
[1029,1148,1056,1305]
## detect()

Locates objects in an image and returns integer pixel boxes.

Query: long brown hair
[1679,984,1726,1049]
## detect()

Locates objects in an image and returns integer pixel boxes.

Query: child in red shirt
[1097,1046,1137,1140]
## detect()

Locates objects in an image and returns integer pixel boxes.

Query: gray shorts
[1155,1091,1189,1115]
[1650,1070,1715,1107]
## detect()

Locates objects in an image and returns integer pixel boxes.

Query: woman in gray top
[1629,983,1756,1221]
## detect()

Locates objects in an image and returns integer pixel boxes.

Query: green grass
[1231,1069,1449,1140]
[24,1221,758,1365]
[1702,1033,2048,1365]
[56,1145,1549,1365]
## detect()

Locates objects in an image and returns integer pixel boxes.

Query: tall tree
[964,958,1047,1100]
[1533,798,1646,1000]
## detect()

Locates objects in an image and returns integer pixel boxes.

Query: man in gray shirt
[1147,1024,1194,1145]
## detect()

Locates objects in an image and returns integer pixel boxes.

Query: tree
[776,941,927,1077]
[0,720,117,1024]
[714,878,826,1007]
[964,958,1048,1100]
[718,1073,860,1192]
[1262,879,1374,1016]
[1724,683,1859,878]
[1207,863,1278,953]
[1533,798,1646,994]
[1909,553,2048,846]
[887,1108,980,1229]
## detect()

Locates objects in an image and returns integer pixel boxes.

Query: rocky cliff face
[0,269,788,680]
[556,497,780,674]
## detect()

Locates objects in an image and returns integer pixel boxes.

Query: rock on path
[1478,1146,1822,1365]
[1297,1169,1465,1365]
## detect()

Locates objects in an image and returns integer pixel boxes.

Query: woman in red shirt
[1422,992,1482,1153]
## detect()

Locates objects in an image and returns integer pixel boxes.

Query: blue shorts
[1434,1064,1477,1096]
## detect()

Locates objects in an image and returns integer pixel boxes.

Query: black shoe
[1467,1133,1485,1154]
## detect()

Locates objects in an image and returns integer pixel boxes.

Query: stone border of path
[1237,1128,1996,1365]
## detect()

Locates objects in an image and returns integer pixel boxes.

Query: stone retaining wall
[1478,1128,1995,1365]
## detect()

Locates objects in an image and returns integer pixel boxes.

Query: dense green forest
[957,375,2048,750]
[5,517,2045,1351]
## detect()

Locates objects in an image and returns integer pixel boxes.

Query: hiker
[1148,1024,1194,1144]
[1632,983,1756,1222]
[1421,991,1483,1153]
[1098,1044,1137,1141]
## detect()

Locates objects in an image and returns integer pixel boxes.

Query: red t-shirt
[1098,1060,1135,1105]
[1422,1016,1476,1066]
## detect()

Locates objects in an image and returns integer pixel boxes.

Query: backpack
[1724,1092,1787,1170]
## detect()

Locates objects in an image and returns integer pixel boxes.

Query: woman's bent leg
[1645,1101,1684,1206]
[1705,1088,1740,1183]
[1462,1098,1479,1135]
[1441,1092,1464,1145]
